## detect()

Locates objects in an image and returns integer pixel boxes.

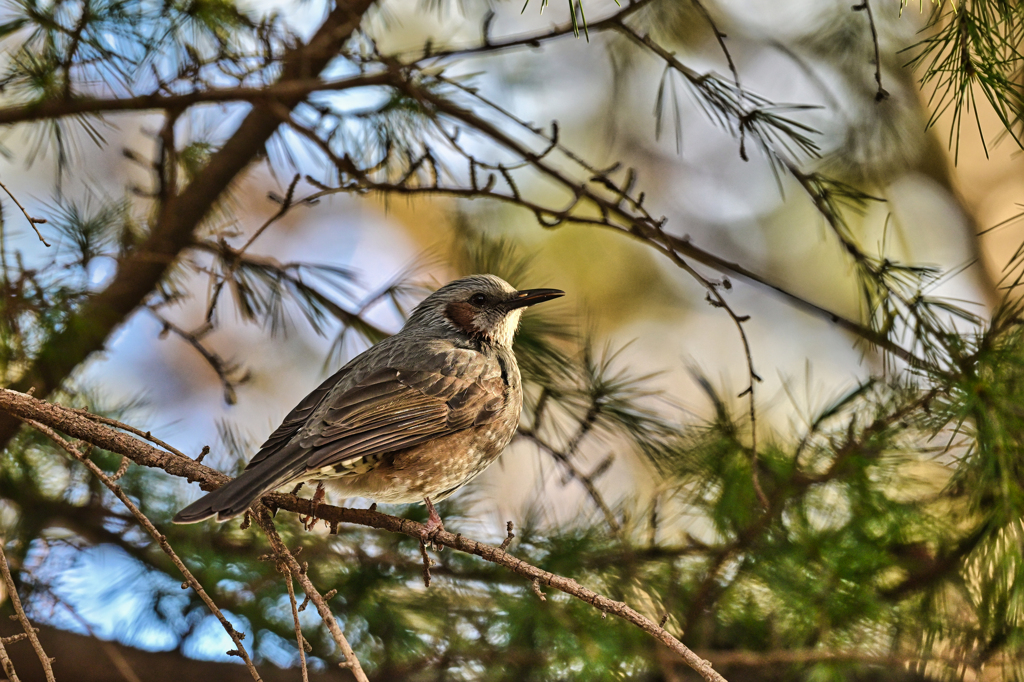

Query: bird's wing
[301,365,508,471]
[244,367,350,470]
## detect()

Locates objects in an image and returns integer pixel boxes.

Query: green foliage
[906,0,1024,159]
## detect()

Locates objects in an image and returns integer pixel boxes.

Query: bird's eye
[469,293,487,306]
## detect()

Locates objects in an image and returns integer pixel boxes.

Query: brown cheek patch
[445,302,478,335]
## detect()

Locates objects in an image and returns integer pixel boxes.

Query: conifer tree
[0,1,1020,680]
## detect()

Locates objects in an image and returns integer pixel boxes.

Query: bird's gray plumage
[173,274,562,523]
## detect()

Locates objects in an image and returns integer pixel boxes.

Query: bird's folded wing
[301,367,507,471]
[301,364,505,471]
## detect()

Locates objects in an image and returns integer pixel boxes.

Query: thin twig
[691,0,740,91]
[1,633,33,645]
[68,408,193,462]
[205,174,304,324]
[684,271,768,510]
[284,573,310,682]
[0,73,393,127]
[189,239,390,339]
[0,180,49,247]
[518,430,621,534]
[0,544,53,681]
[406,0,655,63]
[22,420,262,682]
[256,507,369,682]
[111,455,131,481]
[240,174,303,257]
[853,1,890,102]
[419,541,433,588]
[148,307,248,404]
[0,624,20,682]
[499,521,516,551]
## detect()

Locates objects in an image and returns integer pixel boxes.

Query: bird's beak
[503,288,565,310]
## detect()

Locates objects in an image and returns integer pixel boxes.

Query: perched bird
[173,274,563,535]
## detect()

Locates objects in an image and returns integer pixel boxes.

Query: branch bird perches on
[0,387,729,682]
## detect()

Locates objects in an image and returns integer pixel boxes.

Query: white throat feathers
[443,301,523,348]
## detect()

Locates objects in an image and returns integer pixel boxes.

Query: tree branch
[383,71,929,369]
[282,572,310,682]
[257,508,368,682]
[405,0,655,63]
[0,74,391,127]
[0,388,729,682]
[516,429,621,534]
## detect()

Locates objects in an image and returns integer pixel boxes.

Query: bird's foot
[300,481,326,531]
[421,497,445,551]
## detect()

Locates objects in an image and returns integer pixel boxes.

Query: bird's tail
[172,446,304,524]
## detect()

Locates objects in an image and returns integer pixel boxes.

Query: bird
[172,274,563,536]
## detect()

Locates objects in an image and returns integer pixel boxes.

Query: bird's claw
[421,497,445,551]
[300,481,326,531]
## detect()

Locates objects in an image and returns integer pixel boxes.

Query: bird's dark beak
[504,288,565,310]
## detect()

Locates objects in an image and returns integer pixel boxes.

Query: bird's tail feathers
[172,446,305,524]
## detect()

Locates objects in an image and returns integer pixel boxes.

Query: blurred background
[0,0,1022,679]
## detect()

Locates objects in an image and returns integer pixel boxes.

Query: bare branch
[148,307,249,404]
[238,174,303,257]
[0,180,49,247]
[0,642,19,681]
[853,1,890,102]
[0,73,392,127]
[203,174,304,324]
[653,259,767,509]
[531,577,547,601]
[256,508,368,682]
[0,544,54,681]
[419,540,433,588]
[405,0,656,63]
[499,521,516,551]
[283,571,310,682]
[518,430,621,534]
[691,0,740,92]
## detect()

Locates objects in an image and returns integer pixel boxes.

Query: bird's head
[408,274,564,348]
